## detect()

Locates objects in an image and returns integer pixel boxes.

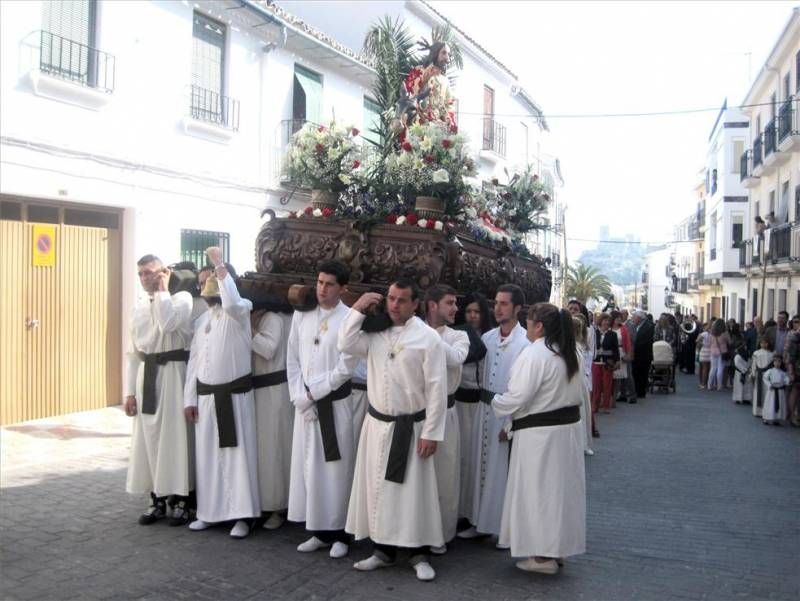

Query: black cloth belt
[196,374,253,448]
[479,389,495,404]
[352,381,368,391]
[455,387,481,403]
[137,349,190,415]
[367,404,426,484]
[316,381,352,462]
[735,368,748,386]
[252,369,288,389]
[771,385,786,414]
[756,367,769,409]
[511,405,581,432]
[447,394,456,409]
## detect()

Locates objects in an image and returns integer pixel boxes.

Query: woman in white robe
[571,315,593,455]
[493,303,586,575]
[251,310,294,526]
[731,347,753,405]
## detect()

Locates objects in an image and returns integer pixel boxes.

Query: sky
[426,0,797,259]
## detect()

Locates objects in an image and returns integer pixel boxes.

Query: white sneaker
[584,449,595,456]
[413,561,436,581]
[456,526,479,539]
[262,513,285,530]
[189,519,211,531]
[329,542,349,558]
[515,558,559,574]
[353,554,394,571]
[229,520,250,539]
[297,536,330,553]
[429,544,447,555]
[495,542,510,550]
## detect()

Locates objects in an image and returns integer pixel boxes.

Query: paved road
[1,373,799,600]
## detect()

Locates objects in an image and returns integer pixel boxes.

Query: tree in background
[565,263,612,304]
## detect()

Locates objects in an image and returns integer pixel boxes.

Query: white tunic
[351,359,369,448]
[762,368,789,422]
[433,324,469,542]
[126,291,194,497]
[252,311,294,512]
[286,302,358,531]
[732,355,753,403]
[751,350,774,417]
[471,324,529,535]
[576,348,593,452]
[340,311,447,547]
[457,354,482,519]
[493,339,587,558]
[184,276,260,523]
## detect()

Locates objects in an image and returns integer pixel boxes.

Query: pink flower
[322,207,333,218]
[441,139,452,149]
[352,160,361,169]
[288,211,297,219]
[385,214,398,224]
[424,155,435,164]
[402,142,413,152]
[303,206,313,216]
[351,128,360,137]
[318,126,326,133]
[405,213,418,226]
[425,219,435,229]
[450,124,458,134]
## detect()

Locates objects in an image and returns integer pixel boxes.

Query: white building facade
[642,245,672,317]
[739,8,800,321]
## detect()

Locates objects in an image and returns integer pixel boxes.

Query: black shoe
[592,429,600,438]
[168,498,192,527]
[616,396,628,404]
[139,493,167,525]
[628,398,638,404]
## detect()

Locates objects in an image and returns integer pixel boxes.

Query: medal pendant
[389,352,395,360]
[314,337,320,345]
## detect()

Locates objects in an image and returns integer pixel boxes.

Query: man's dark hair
[425,284,457,306]
[497,284,525,308]
[422,41,448,73]
[390,277,419,301]
[318,260,350,286]
[137,254,161,266]
[778,310,790,320]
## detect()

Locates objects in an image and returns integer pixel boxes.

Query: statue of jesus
[395,42,457,135]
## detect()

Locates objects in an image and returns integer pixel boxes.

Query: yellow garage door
[1,209,120,425]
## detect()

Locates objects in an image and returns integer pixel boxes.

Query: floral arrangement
[383,121,475,209]
[483,166,551,235]
[286,121,362,192]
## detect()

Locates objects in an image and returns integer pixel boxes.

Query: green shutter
[294,65,322,125]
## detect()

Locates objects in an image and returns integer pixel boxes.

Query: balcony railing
[482,119,507,158]
[38,30,115,93]
[768,223,792,263]
[688,272,701,289]
[778,97,797,143]
[190,85,239,130]
[764,119,776,157]
[710,248,717,261]
[739,243,747,268]
[739,149,751,182]
[752,134,763,168]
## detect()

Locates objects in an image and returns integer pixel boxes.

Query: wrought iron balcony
[768,223,792,263]
[752,134,763,168]
[764,119,776,157]
[482,119,507,158]
[710,248,717,261]
[190,85,239,130]
[739,242,747,269]
[38,30,115,93]
[739,149,751,182]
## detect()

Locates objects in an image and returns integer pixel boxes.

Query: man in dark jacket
[631,311,654,400]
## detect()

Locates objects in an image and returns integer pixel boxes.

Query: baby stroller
[649,340,676,393]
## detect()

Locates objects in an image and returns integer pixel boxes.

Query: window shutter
[294,65,323,125]
[41,0,96,80]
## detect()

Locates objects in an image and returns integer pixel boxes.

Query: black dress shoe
[628,398,638,404]
[616,396,627,404]
[138,493,167,525]
[592,429,600,438]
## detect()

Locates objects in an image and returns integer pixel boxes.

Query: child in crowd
[751,338,774,418]
[732,346,753,405]
[762,356,789,425]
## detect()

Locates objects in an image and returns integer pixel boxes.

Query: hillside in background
[577,234,646,287]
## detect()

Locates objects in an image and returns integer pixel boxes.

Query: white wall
[644,246,671,315]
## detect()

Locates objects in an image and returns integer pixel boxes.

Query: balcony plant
[383,121,475,219]
[286,121,361,209]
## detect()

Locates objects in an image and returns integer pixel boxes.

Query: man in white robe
[459,284,528,545]
[184,248,260,539]
[251,308,294,530]
[125,254,194,526]
[424,285,469,555]
[493,303,586,574]
[287,261,359,559]
[339,279,447,582]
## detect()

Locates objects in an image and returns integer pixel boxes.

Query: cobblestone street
[1,373,798,601]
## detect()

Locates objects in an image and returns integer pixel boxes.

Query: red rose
[441,139,452,149]
[385,214,398,224]
[425,219,435,229]
[406,213,418,226]
[402,142,413,152]
[449,124,458,134]
[318,126,326,133]
[304,206,313,216]
[351,128,360,137]
[322,207,333,218]
[288,211,297,219]
[352,160,361,169]
[315,143,325,154]
[424,155,435,164]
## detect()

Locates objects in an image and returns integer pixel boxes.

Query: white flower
[339,174,352,185]
[418,219,428,228]
[419,137,433,152]
[396,215,406,225]
[312,208,323,217]
[413,158,425,171]
[434,220,444,231]
[432,169,450,183]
